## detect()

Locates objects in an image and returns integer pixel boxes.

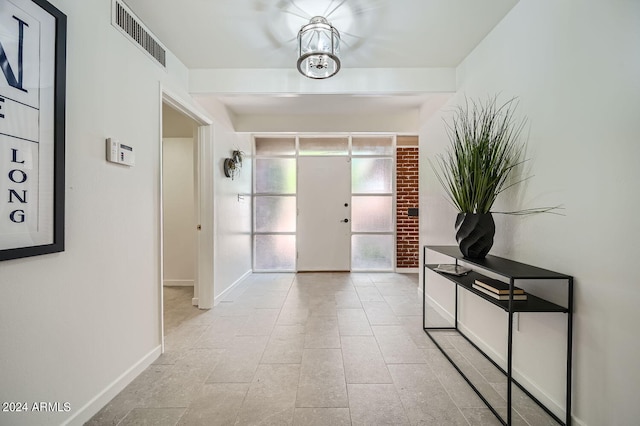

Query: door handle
[341,218,349,223]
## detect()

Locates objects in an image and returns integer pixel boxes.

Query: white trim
[213,270,252,306]
[161,87,212,125]
[195,124,215,309]
[191,297,199,306]
[163,280,195,286]
[63,346,161,426]
[572,416,587,426]
[158,86,165,353]
[396,267,419,273]
[455,320,567,421]
[425,293,455,324]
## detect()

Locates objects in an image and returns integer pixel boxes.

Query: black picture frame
[0,0,66,261]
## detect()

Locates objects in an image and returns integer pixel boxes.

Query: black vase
[455,213,495,259]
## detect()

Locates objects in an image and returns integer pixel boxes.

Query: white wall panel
[0,1,220,424]
[212,130,252,301]
[420,1,640,424]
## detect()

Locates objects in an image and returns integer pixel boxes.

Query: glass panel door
[299,136,348,156]
[253,134,395,272]
[351,135,395,271]
[253,137,297,271]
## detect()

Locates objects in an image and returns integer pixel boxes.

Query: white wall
[162,138,196,286]
[0,1,209,424]
[420,1,640,424]
[212,128,253,302]
[192,94,254,306]
[183,57,255,307]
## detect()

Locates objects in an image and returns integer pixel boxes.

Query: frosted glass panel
[352,196,393,232]
[255,235,296,270]
[352,136,393,156]
[255,137,296,156]
[255,158,296,194]
[352,234,394,270]
[255,196,296,232]
[352,158,393,193]
[299,137,348,156]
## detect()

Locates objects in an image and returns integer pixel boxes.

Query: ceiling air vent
[112,0,166,68]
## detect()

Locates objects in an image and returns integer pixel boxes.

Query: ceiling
[125,0,519,119]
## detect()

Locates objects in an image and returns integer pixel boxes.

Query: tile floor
[87,273,558,425]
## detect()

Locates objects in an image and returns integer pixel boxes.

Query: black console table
[422,245,573,425]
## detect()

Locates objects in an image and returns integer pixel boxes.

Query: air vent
[112,0,166,68]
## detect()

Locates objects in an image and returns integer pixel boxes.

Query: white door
[297,156,351,271]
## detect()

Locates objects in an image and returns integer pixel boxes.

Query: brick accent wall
[396,147,419,268]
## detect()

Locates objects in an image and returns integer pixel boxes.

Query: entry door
[297,156,351,271]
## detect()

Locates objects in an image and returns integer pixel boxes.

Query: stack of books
[472,278,527,301]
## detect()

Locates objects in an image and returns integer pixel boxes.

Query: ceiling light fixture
[297,16,341,79]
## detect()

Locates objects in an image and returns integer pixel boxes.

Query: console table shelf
[426,245,571,280]
[425,265,568,313]
[423,246,573,426]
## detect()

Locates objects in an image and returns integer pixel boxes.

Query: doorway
[161,103,198,339]
[161,103,197,297]
[159,88,213,351]
[253,134,395,272]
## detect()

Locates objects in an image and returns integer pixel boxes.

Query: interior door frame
[159,85,213,352]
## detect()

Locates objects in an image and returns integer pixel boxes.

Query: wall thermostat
[106,138,135,166]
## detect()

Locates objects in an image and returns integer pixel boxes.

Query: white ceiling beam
[231,111,420,133]
[189,67,456,95]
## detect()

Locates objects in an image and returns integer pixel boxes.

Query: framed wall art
[0,0,66,261]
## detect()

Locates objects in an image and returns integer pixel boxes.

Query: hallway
[87,273,552,425]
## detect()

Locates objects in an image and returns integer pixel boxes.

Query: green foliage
[432,96,533,214]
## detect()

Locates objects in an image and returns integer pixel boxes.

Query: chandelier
[297,16,341,79]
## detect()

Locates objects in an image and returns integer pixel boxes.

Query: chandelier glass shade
[297,16,341,79]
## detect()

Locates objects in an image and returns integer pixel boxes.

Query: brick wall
[396,146,419,268]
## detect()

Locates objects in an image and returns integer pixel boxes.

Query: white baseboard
[191,297,199,306]
[63,345,162,425]
[425,293,455,323]
[214,270,252,306]
[572,415,587,426]
[396,267,419,273]
[163,279,194,287]
[456,321,567,421]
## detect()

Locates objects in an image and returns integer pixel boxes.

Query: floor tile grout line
[429,334,538,425]
[232,274,294,425]
[426,344,475,426]
[448,333,508,389]
[363,282,414,425]
[444,333,535,424]
[94,274,437,425]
